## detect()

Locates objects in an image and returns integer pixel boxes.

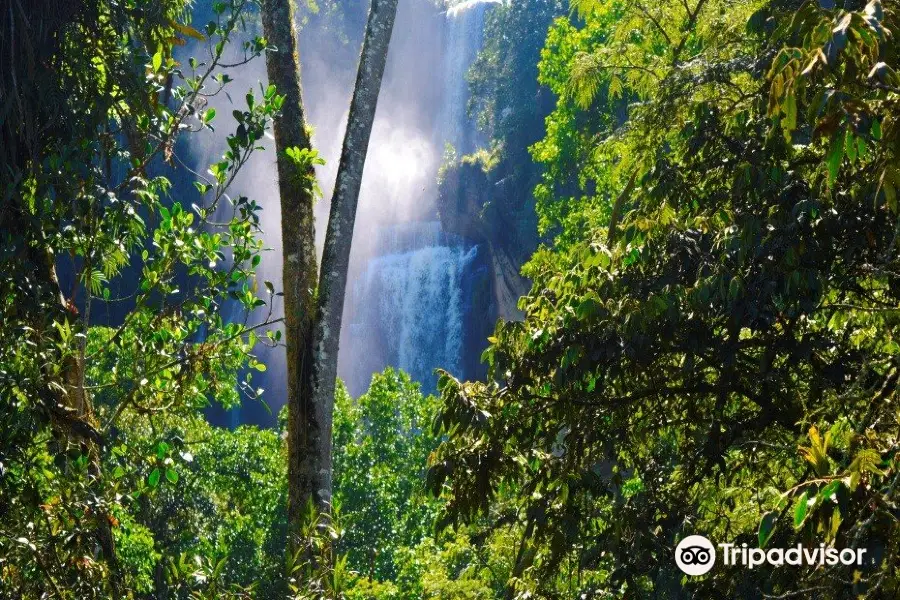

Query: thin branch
[607,170,638,244]
[635,3,672,46]
[671,0,708,67]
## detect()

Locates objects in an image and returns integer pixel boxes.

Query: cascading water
[338,0,499,396]
[172,0,502,423]
[439,0,501,155]
[342,223,480,395]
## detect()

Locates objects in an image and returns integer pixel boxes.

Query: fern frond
[567,51,605,109]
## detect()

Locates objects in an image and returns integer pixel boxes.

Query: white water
[189,0,501,419]
[338,0,499,396]
[343,223,479,394]
[439,0,501,154]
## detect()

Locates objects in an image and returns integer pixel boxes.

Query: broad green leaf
[783,92,797,133]
[156,441,169,459]
[820,479,843,502]
[759,511,778,548]
[793,491,809,529]
[826,135,843,185]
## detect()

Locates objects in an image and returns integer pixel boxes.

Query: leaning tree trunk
[308,0,400,508]
[260,0,319,540]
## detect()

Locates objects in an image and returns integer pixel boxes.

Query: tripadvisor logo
[675,535,716,576]
[675,535,869,575]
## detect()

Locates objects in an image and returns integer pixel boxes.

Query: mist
[184,0,495,424]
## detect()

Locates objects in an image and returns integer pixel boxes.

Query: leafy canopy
[431,0,900,597]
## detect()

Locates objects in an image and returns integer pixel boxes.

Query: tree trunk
[24,242,121,597]
[263,0,399,532]
[260,0,319,540]
[308,0,400,508]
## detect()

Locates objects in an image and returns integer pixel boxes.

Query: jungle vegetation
[1,0,899,598]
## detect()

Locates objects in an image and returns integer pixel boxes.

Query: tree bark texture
[308,0,400,507]
[260,0,319,537]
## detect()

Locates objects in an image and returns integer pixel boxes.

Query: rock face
[336,0,514,395]
[438,161,534,323]
[434,0,532,331]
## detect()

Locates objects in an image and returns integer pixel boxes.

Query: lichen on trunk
[309,0,400,509]
[260,0,320,544]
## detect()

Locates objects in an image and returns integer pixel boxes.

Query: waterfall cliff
[439,0,500,154]
[338,0,500,396]
[342,223,482,394]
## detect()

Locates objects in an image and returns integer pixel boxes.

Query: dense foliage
[333,369,441,582]
[468,0,564,167]
[431,0,900,598]
[0,0,283,595]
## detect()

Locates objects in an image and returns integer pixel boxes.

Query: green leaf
[783,92,797,133]
[728,277,743,301]
[857,135,868,160]
[148,468,161,488]
[166,468,179,484]
[845,130,857,163]
[576,297,602,319]
[793,491,809,529]
[820,479,843,502]
[152,49,163,72]
[204,108,217,123]
[758,511,777,547]
[156,441,169,459]
[828,506,842,541]
[826,135,843,185]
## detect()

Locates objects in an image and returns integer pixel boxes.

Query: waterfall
[173,0,502,423]
[338,0,499,396]
[439,0,501,155]
[343,223,480,395]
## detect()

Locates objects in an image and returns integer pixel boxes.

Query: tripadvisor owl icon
[675,535,716,576]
